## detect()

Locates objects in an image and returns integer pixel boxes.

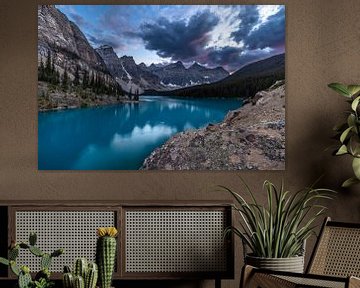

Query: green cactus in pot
[0,232,63,288]
[62,260,98,288]
[96,227,118,288]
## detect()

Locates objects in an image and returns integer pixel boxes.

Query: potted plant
[0,232,63,288]
[328,83,360,187]
[222,179,334,273]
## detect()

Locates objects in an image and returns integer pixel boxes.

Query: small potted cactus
[0,232,64,288]
[62,258,98,288]
[96,227,118,288]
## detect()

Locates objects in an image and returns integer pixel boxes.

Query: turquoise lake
[38,96,242,170]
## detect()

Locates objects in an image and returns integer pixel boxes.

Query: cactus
[10,260,20,276]
[74,258,88,279]
[85,263,98,288]
[18,267,32,288]
[63,272,74,288]
[0,257,9,266]
[29,246,44,257]
[29,232,37,246]
[41,253,52,270]
[0,233,64,288]
[9,246,19,260]
[74,275,85,288]
[96,227,118,288]
[51,248,64,257]
[63,260,98,288]
[19,270,32,288]
[35,268,50,281]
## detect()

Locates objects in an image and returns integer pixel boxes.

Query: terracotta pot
[245,254,305,273]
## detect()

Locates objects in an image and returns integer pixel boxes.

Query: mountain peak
[189,62,206,70]
[98,44,113,50]
[169,61,185,69]
[120,55,134,61]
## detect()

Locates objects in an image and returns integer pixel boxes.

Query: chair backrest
[307,217,360,277]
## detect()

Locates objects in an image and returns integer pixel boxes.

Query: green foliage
[19,270,32,288]
[222,179,335,258]
[328,83,360,187]
[32,278,54,288]
[63,259,98,288]
[0,232,64,288]
[38,48,124,102]
[96,235,117,288]
[39,51,60,85]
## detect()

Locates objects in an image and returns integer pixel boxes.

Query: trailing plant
[0,232,63,288]
[222,179,334,258]
[62,258,98,288]
[96,227,118,288]
[328,83,360,187]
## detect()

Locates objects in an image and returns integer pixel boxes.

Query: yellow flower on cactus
[97,227,118,238]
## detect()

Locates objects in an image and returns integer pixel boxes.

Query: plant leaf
[336,145,348,155]
[340,126,353,143]
[342,177,360,187]
[328,83,350,97]
[352,157,360,179]
[347,114,358,132]
[347,85,360,97]
[351,96,360,111]
[0,257,9,266]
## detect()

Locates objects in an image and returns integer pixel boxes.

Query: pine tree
[82,70,88,89]
[55,70,60,85]
[38,59,45,81]
[62,68,68,90]
[45,50,52,78]
[90,72,94,87]
[129,87,132,100]
[73,66,80,86]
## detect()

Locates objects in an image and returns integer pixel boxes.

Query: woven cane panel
[277,275,345,288]
[310,226,360,277]
[125,210,227,273]
[15,211,115,272]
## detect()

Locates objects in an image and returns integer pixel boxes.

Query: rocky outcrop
[37,5,125,110]
[96,45,163,94]
[96,44,229,92]
[141,81,285,170]
[148,61,229,88]
[38,5,114,83]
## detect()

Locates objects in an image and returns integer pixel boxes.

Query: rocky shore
[38,81,136,112]
[141,81,285,170]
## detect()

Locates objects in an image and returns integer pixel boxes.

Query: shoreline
[38,99,140,112]
[141,81,285,170]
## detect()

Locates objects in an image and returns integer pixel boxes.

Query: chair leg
[240,265,255,288]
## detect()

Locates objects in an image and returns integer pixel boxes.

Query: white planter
[245,254,305,273]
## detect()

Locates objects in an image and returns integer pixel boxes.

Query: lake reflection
[38,96,242,170]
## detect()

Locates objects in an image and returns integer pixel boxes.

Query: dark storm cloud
[231,6,260,42]
[139,10,219,60]
[245,7,285,50]
[207,47,274,72]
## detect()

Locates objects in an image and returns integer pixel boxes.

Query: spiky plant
[0,232,63,288]
[222,179,335,258]
[96,227,118,288]
[63,260,98,288]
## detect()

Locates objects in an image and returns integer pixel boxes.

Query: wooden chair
[241,217,360,288]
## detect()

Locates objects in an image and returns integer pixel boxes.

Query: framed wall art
[37,4,285,170]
